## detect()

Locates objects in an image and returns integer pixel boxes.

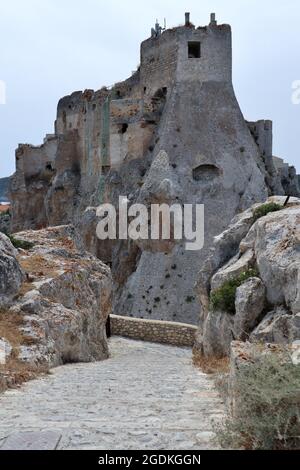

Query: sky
[0,0,299,177]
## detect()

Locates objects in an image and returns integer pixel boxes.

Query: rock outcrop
[0,177,10,203]
[194,196,300,357]
[0,226,112,368]
[0,233,24,307]
[0,211,11,235]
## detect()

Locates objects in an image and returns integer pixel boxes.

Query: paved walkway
[0,337,224,450]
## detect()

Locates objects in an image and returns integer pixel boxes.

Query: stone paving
[0,337,224,450]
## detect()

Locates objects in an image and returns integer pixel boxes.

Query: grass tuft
[210,269,259,314]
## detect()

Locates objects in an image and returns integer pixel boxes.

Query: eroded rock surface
[194,197,300,357]
[0,226,112,369]
[0,233,24,307]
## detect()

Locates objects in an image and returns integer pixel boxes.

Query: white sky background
[0,0,299,177]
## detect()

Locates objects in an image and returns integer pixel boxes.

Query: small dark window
[188,42,201,58]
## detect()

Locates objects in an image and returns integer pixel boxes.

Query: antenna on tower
[164,18,167,30]
[151,18,165,37]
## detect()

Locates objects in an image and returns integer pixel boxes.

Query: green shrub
[253,202,282,221]
[210,269,259,314]
[215,352,300,450]
[7,235,34,250]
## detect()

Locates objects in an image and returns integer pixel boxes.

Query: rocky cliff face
[109,79,269,324]
[0,177,10,203]
[8,16,300,324]
[0,226,112,369]
[194,196,300,357]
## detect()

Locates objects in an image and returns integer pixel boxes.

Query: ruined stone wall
[176,25,232,83]
[16,138,57,181]
[110,314,197,347]
[273,156,300,197]
[141,30,178,100]
[110,98,154,166]
[10,137,58,231]
[247,120,273,162]
[56,89,108,181]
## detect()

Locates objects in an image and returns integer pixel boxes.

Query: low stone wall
[110,315,197,348]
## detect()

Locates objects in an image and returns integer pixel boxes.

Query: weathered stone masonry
[111,315,197,347]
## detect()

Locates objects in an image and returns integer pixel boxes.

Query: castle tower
[141,12,232,101]
[115,13,269,323]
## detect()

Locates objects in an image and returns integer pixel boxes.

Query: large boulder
[250,307,300,344]
[0,225,112,368]
[251,207,300,314]
[201,311,234,358]
[234,277,266,340]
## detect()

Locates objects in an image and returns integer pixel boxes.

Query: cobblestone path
[0,337,224,450]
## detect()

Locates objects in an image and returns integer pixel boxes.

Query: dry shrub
[215,351,300,450]
[19,254,58,278]
[0,309,49,392]
[193,353,229,375]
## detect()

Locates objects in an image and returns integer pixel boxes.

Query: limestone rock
[1,226,112,368]
[211,249,255,291]
[250,307,300,344]
[0,338,12,362]
[195,197,300,356]
[202,311,234,358]
[234,277,265,340]
[253,206,300,314]
[0,233,24,307]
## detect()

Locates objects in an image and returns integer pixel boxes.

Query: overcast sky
[0,0,299,177]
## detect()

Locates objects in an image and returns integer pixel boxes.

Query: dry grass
[18,281,36,296]
[193,353,230,375]
[0,204,10,213]
[57,236,76,251]
[0,310,26,347]
[0,359,49,393]
[19,254,59,278]
[0,309,49,393]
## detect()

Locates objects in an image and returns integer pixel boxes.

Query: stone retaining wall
[110,315,197,347]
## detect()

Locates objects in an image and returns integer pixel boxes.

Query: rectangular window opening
[188,41,201,59]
